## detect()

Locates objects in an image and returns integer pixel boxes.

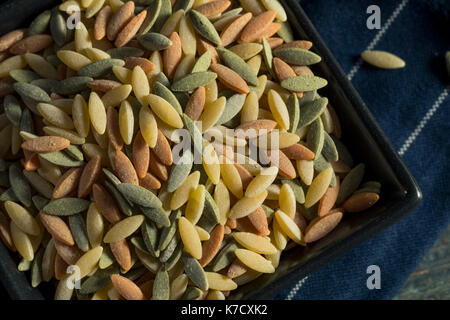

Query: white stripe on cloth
[398,86,450,156]
[286,276,309,300]
[347,0,410,81]
[284,0,412,301]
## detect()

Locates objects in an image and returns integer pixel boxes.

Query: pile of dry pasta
[0,0,380,300]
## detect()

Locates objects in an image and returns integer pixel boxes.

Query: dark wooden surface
[395,224,450,300]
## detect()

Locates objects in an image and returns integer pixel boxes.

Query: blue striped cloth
[277,0,450,300]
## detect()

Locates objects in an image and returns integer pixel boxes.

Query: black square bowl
[0,0,422,300]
